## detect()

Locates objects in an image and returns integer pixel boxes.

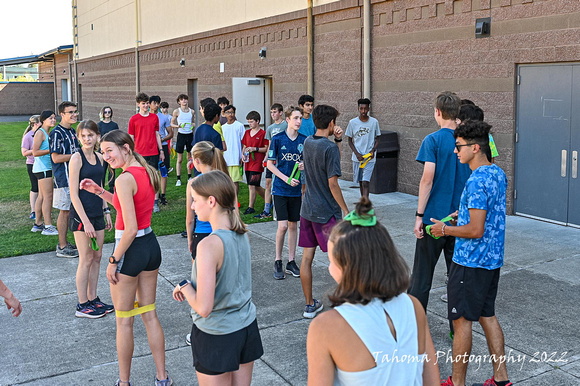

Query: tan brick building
[74,0,580,224]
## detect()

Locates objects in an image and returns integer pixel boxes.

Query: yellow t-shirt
[213,122,225,141]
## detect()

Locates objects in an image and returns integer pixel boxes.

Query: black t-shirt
[98,121,119,136]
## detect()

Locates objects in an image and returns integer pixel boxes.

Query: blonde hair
[190,170,246,234]
[100,130,160,192]
[77,119,101,152]
[24,115,40,136]
[192,141,229,175]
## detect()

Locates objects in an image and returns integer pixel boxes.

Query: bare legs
[74,230,104,303]
[275,220,297,261]
[57,210,69,249]
[300,247,316,305]
[248,185,265,209]
[35,177,53,227]
[196,361,254,386]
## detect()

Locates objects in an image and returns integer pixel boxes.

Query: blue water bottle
[158,161,168,178]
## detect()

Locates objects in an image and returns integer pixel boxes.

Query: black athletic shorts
[191,318,263,375]
[162,144,171,170]
[447,261,500,321]
[143,154,159,169]
[115,231,162,277]
[245,171,262,187]
[27,164,39,193]
[273,195,301,222]
[33,170,52,180]
[265,168,273,179]
[191,232,210,260]
[69,215,106,232]
[176,132,193,154]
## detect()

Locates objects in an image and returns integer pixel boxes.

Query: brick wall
[76,0,580,213]
[0,82,54,115]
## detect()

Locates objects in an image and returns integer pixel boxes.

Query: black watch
[109,255,120,264]
[415,211,424,217]
[178,279,190,291]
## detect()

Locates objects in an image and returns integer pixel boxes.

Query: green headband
[344,209,376,226]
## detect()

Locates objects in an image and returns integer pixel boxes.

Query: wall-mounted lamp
[179,58,185,67]
[258,47,266,59]
[475,17,491,38]
[81,72,85,76]
[63,69,66,73]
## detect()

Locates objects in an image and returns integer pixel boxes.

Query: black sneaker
[90,296,115,314]
[75,301,106,319]
[274,260,285,280]
[159,196,168,205]
[285,260,300,277]
[181,230,188,238]
[243,207,256,215]
[254,211,272,219]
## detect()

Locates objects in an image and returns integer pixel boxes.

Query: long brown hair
[328,197,410,307]
[192,141,228,175]
[189,170,246,234]
[77,119,100,152]
[100,130,160,192]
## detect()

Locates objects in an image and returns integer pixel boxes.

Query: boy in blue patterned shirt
[267,106,306,281]
[431,120,511,386]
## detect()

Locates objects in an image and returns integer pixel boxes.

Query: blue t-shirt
[49,124,80,188]
[157,112,170,146]
[268,131,306,197]
[193,123,224,151]
[453,164,507,270]
[298,115,316,137]
[416,128,471,225]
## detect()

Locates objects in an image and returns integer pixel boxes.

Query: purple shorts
[298,216,337,253]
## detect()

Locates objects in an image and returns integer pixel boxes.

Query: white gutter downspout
[363,0,371,99]
[307,0,314,96]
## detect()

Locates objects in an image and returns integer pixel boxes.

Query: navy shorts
[69,215,106,232]
[447,261,500,321]
[191,319,263,375]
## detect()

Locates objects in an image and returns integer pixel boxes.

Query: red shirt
[128,113,159,156]
[113,166,154,230]
[241,128,267,172]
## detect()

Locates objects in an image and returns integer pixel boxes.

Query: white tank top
[177,107,193,134]
[333,295,425,386]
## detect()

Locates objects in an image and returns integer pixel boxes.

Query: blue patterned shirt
[453,164,507,270]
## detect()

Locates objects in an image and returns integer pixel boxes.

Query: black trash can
[369,131,399,194]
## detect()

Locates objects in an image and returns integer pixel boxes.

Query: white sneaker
[41,225,59,236]
[175,179,182,187]
[441,293,448,303]
[186,333,191,346]
[153,204,160,213]
[167,167,174,174]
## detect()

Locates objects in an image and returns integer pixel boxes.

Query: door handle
[561,150,567,177]
[573,151,578,179]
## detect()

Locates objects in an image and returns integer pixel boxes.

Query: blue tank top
[32,128,52,173]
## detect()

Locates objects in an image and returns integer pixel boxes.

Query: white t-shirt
[345,116,381,162]
[222,120,245,166]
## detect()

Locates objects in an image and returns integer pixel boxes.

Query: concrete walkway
[1,179,579,385]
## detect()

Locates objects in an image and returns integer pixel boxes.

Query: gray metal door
[515,64,579,226]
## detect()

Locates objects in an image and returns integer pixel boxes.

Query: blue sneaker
[90,296,114,314]
[29,211,35,220]
[75,301,106,319]
[31,223,44,232]
[155,372,173,386]
[303,299,323,319]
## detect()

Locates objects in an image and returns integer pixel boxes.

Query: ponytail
[24,115,40,136]
[134,153,161,192]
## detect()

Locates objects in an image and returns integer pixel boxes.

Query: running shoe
[115,380,131,386]
[181,230,188,238]
[67,242,78,251]
[167,167,174,174]
[243,207,256,215]
[285,260,300,277]
[56,243,79,258]
[303,299,323,319]
[159,196,168,205]
[153,203,160,213]
[41,225,59,236]
[29,211,35,220]
[90,297,115,314]
[186,333,191,346]
[31,223,44,232]
[473,376,512,386]
[155,372,173,386]
[254,211,272,219]
[441,376,454,386]
[175,179,182,187]
[75,301,106,319]
[274,260,285,280]
[441,293,448,303]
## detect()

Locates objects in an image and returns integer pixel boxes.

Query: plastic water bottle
[158,161,168,178]
[244,150,250,163]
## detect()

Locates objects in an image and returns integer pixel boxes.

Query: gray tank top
[190,229,256,335]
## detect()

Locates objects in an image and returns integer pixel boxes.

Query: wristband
[442,225,446,236]
[334,138,343,143]
[97,188,105,196]
[415,212,424,217]
[103,208,111,214]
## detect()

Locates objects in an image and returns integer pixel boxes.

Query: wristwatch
[415,211,424,217]
[109,255,120,264]
[178,279,190,291]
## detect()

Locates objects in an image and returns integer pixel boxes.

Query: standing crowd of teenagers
[13,89,510,386]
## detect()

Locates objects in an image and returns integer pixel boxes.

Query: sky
[0,0,73,59]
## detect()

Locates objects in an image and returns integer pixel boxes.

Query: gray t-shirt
[300,135,342,223]
[265,121,288,141]
[345,116,381,162]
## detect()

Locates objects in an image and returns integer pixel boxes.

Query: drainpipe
[68,51,73,101]
[363,0,371,99]
[307,0,314,96]
[135,0,141,94]
[52,58,58,112]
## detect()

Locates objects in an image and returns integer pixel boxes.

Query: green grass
[0,121,270,258]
